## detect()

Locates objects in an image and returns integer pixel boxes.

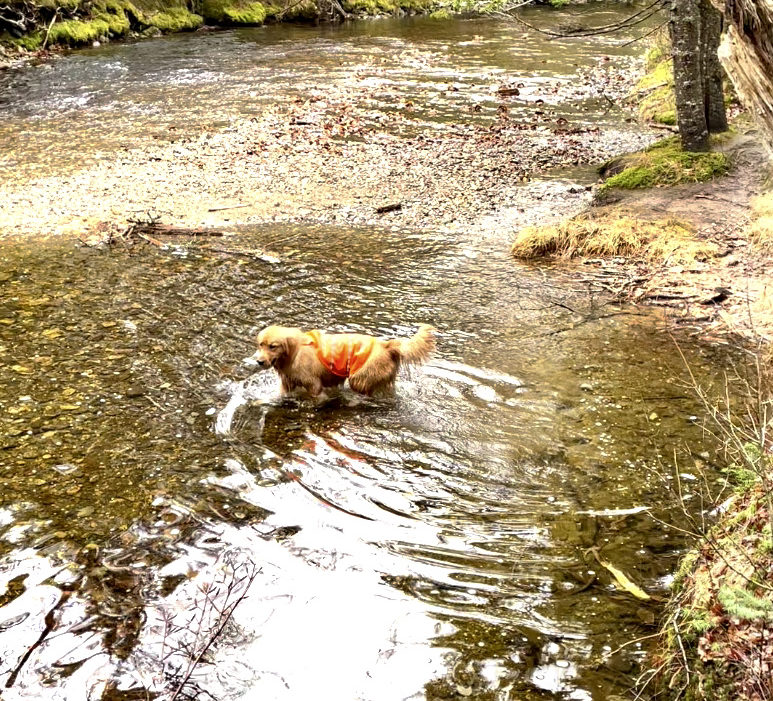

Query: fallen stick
[135,232,166,248]
[375,203,402,214]
[207,204,249,212]
[135,223,225,237]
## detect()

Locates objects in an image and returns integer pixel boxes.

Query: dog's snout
[256,358,268,367]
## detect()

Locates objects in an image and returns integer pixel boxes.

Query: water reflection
[0,222,725,699]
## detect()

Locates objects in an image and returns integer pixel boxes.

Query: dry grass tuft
[511,213,719,264]
[747,191,773,249]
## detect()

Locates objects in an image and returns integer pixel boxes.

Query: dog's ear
[282,333,297,359]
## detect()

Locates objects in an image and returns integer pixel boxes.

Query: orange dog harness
[304,330,377,378]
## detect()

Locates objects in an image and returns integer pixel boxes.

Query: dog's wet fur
[251,325,436,398]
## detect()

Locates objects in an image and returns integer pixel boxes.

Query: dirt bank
[514,132,773,342]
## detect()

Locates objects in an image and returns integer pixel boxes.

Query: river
[0,6,726,701]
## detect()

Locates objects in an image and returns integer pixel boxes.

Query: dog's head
[250,326,299,369]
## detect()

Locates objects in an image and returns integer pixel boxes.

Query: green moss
[201,0,279,22]
[342,0,392,12]
[638,59,672,92]
[145,7,203,30]
[635,58,677,125]
[428,7,450,17]
[600,137,730,191]
[341,0,430,12]
[723,465,759,492]
[48,17,111,44]
[672,550,699,592]
[223,1,272,23]
[645,41,668,69]
[95,9,130,34]
[7,31,44,50]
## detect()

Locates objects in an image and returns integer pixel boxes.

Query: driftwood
[375,203,402,214]
[133,222,225,237]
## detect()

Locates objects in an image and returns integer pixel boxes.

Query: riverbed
[0,6,729,701]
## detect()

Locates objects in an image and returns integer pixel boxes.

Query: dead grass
[748,191,773,250]
[511,213,719,264]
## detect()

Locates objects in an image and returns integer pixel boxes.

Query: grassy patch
[511,213,718,263]
[600,137,730,191]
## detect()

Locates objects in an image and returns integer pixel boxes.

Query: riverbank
[0,0,436,59]
[512,131,773,342]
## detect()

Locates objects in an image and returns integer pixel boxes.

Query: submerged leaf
[598,558,651,600]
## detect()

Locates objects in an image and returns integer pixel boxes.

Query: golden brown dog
[251,324,436,397]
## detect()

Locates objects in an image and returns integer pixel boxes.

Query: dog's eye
[269,344,278,350]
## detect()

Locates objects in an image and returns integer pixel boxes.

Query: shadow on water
[0,222,732,699]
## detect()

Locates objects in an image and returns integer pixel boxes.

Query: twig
[42,10,58,50]
[169,562,260,701]
[207,204,249,212]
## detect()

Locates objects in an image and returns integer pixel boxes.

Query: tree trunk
[718,0,773,157]
[670,0,711,150]
[700,0,729,131]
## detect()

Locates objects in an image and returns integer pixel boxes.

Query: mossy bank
[0,0,436,52]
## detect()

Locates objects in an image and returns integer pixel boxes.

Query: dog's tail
[388,324,436,366]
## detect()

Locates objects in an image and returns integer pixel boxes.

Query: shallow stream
[0,6,730,701]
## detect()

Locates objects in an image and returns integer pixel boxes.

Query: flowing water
[0,6,730,701]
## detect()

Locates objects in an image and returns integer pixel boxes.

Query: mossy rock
[599,137,730,191]
[48,18,112,44]
[145,7,203,30]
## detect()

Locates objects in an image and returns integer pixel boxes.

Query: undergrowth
[644,342,773,701]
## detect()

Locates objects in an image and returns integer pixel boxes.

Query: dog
[250,324,436,398]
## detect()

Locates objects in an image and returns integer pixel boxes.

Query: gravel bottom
[1,65,656,241]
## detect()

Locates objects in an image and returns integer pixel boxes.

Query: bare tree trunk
[719,0,773,157]
[671,0,711,150]
[700,0,729,131]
